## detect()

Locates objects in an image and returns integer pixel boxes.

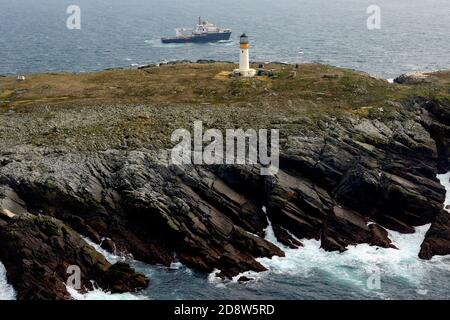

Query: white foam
[144,39,189,48]
[169,262,183,270]
[263,226,446,293]
[261,206,283,247]
[208,40,234,47]
[82,237,128,264]
[228,197,450,294]
[67,237,143,300]
[0,261,16,300]
[207,269,228,288]
[66,285,145,300]
[438,172,450,212]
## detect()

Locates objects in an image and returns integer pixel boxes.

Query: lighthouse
[234,33,256,77]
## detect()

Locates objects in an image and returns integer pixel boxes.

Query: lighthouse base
[233,68,256,78]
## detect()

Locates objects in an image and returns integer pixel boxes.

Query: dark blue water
[0,0,449,78]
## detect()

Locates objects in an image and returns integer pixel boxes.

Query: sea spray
[66,286,144,300]
[227,205,450,298]
[0,261,16,300]
[437,172,450,212]
[82,237,127,264]
[66,237,145,300]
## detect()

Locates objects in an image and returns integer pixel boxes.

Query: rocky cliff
[0,63,449,299]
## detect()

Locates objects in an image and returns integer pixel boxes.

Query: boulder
[394,72,434,85]
[419,209,450,259]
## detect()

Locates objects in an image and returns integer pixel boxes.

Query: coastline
[1,62,450,299]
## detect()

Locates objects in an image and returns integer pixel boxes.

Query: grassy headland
[0,62,449,151]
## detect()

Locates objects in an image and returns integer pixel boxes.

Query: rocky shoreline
[0,63,449,299]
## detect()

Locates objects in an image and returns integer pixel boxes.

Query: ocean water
[0,0,449,78]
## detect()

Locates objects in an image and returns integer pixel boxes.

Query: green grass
[1,63,449,152]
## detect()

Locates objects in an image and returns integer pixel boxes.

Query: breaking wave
[0,261,16,300]
[225,174,450,299]
[252,223,444,295]
[66,286,145,300]
[438,172,450,212]
[67,237,145,300]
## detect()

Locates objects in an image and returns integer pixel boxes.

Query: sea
[1,0,450,300]
[0,0,449,78]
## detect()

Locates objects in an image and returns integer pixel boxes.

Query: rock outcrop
[0,95,449,299]
[0,214,149,300]
[394,72,434,85]
[419,207,450,259]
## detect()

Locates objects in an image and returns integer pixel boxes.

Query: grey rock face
[0,97,449,299]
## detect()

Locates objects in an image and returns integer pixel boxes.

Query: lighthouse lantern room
[233,33,256,77]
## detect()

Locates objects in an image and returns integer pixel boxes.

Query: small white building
[233,33,256,77]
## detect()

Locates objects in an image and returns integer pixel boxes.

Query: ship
[161,17,231,44]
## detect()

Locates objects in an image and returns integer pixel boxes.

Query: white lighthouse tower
[234,33,256,77]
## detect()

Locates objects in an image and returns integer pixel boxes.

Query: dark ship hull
[161,31,231,44]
